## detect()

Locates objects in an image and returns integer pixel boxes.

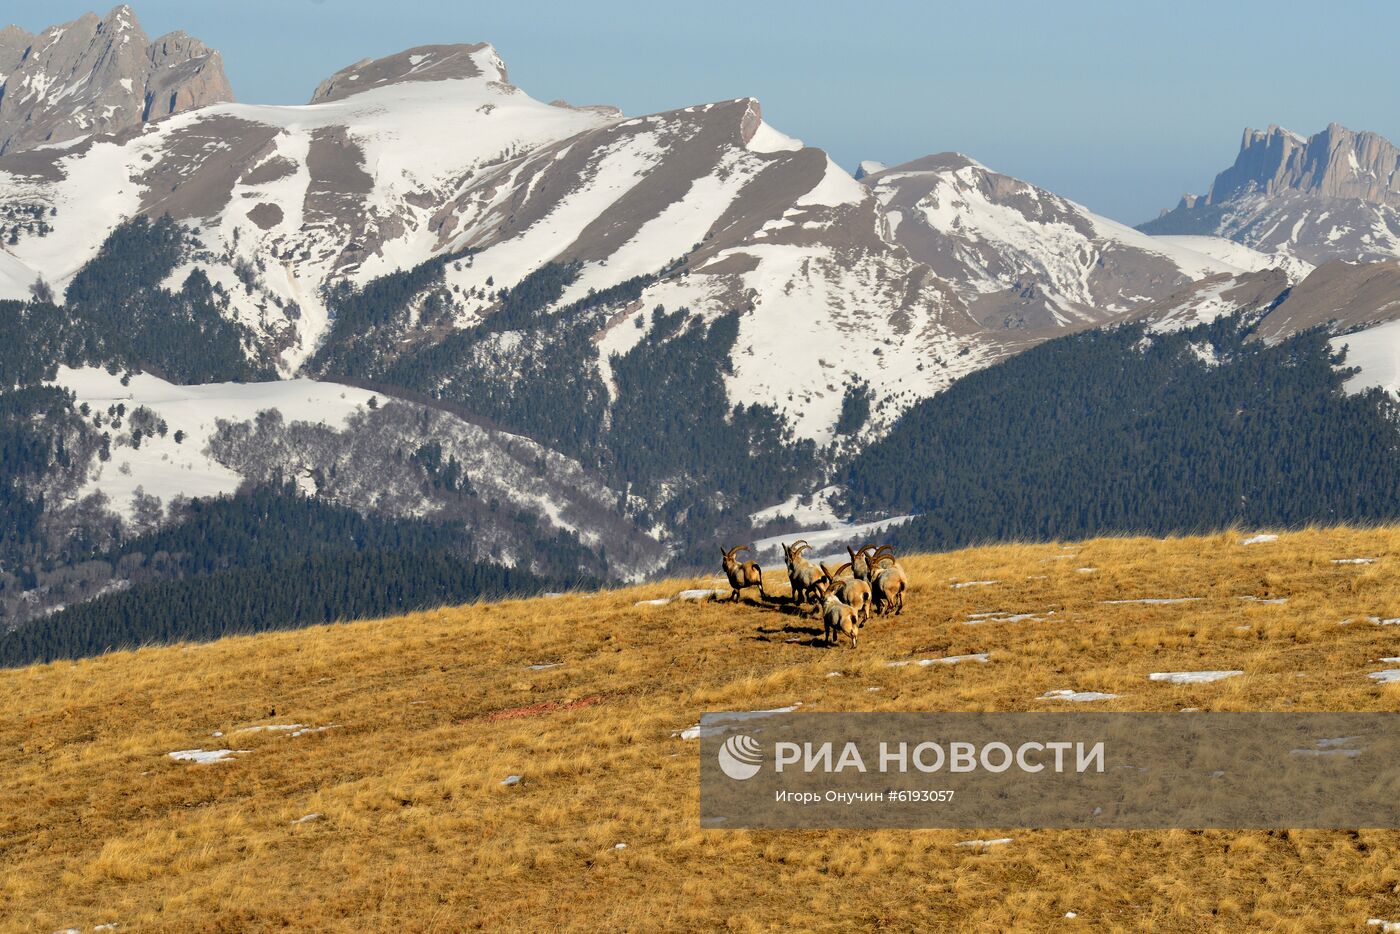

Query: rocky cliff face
[0,5,232,157]
[1140,124,1400,264]
[1209,124,1400,206]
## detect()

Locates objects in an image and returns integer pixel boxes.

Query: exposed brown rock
[309,44,498,104]
[0,5,233,157]
[1254,260,1400,341]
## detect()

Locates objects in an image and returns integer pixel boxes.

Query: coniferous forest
[842,317,1400,551]
[0,485,587,667]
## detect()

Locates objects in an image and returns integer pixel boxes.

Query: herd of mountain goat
[719,542,908,650]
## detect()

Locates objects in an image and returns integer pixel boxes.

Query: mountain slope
[859,153,1245,332]
[5,527,1400,929]
[0,43,988,442]
[1140,124,1400,264]
[0,5,232,157]
[842,313,1400,549]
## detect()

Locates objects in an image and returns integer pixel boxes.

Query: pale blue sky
[7,1,1397,223]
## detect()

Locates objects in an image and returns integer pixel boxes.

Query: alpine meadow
[3,3,1400,931]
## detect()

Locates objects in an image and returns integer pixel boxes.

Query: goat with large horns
[720,544,767,603]
[864,545,908,616]
[817,561,873,626]
[848,544,884,584]
[782,540,825,607]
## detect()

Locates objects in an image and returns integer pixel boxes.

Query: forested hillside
[0,485,585,667]
[314,259,818,536]
[843,317,1400,551]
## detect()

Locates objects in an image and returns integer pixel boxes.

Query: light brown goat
[817,562,873,626]
[848,544,883,583]
[719,545,767,602]
[782,540,825,607]
[867,546,908,616]
[821,592,861,648]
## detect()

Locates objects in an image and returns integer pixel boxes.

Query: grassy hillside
[6,527,1400,931]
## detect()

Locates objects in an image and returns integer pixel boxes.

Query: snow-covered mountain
[1140,124,1400,265]
[0,37,993,444]
[0,5,232,157]
[859,153,1249,332]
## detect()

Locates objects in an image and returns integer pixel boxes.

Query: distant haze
[6,0,1399,224]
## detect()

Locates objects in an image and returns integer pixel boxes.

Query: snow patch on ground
[1040,689,1119,702]
[1148,671,1243,684]
[887,653,989,667]
[1241,534,1279,545]
[964,611,1053,624]
[677,704,801,740]
[167,748,248,764]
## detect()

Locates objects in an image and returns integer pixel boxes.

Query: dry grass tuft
[5,526,1400,930]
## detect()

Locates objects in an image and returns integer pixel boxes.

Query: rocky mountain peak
[1139,124,1400,264]
[309,43,509,104]
[1207,122,1400,207]
[0,4,233,156]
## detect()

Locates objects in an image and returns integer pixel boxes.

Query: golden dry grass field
[7,527,1400,932]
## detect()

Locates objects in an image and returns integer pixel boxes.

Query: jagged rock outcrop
[1140,124,1400,264]
[0,5,232,156]
[1208,124,1400,206]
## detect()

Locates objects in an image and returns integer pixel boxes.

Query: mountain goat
[719,545,767,602]
[782,540,825,607]
[818,562,873,625]
[867,546,908,616]
[821,592,861,648]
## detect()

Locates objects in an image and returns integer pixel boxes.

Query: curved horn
[871,545,896,560]
[874,554,898,568]
[832,562,853,578]
[791,542,812,557]
[722,544,747,560]
[791,539,810,550]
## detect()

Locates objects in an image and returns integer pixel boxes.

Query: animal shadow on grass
[752,619,826,648]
